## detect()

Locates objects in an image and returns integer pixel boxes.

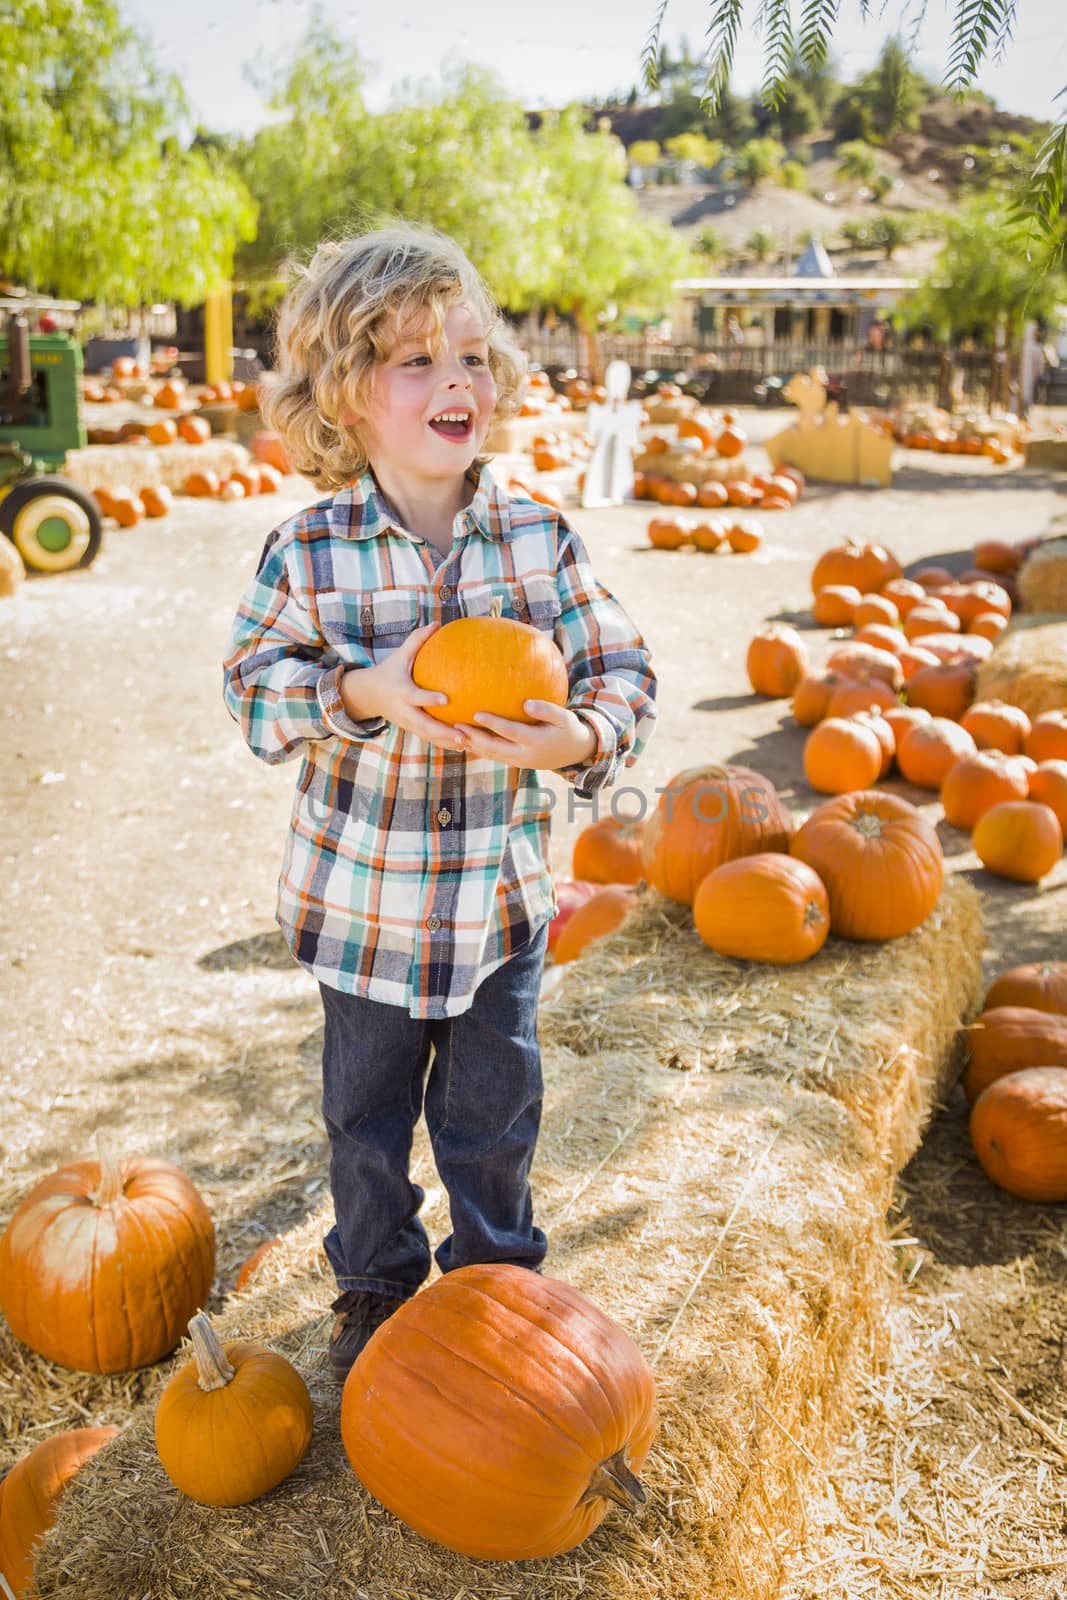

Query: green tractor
[1,311,103,573]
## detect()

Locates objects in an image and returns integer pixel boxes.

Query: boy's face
[343,298,497,488]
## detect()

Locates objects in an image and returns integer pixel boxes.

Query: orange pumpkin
[647,516,693,549]
[110,491,144,527]
[904,659,976,721]
[140,485,173,519]
[340,1263,657,1560]
[0,1427,117,1595]
[940,751,1032,832]
[883,704,931,755]
[920,633,991,665]
[896,717,977,790]
[572,816,646,886]
[812,584,861,626]
[548,880,600,954]
[851,622,908,654]
[825,676,898,718]
[963,1006,1067,1102]
[745,625,809,697]
[725,482,761,508]
[853,708,895,776]
[0,1153,215,1372]
[914,565,955,590]
[693,853,830,964]
[968,610,1008,642]
[178,414,211,445]
[715,424,747,457]
[552,884,635,963]
[804,716,884,794]
[153,380,187,410]
[759,494,792,511]
[641,764,795,905]
[969,1067,1067,1202]
[252,430,293,474]
[810,540,901,597]
[230,467,262,498]
[184,469,221,498]
[973,540,1023,575]
[985,962,1067,1016]
[1027,760,1067,833]
[677,412,718,450]
[853,593,900,629]
[792,670,854,727]
[973,800,1063,883]
[960,700,1032,754]
[1024,711,1067,764]
[904,603,958,640]
[413,610,568,727]
[790,791,943,941]
[235,1237,283,1290]
[695,480,729,509]
[896,644,941,682]
[154,1313,314,1506]
[727,522,762,552]
[826,643,902,691]
[692,520,726,552]
[147,419,178,445]
[881,578,927,618]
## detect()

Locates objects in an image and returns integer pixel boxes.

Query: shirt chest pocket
[459,577,562,636]
[316,590,422,663]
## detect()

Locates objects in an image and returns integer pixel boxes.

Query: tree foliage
[911,197,1067,338]
[0,0,256,305]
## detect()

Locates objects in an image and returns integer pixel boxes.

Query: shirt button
[513,594,526,611]
[426,914,442,932]
[360,606,374,624]
[436,807,452,826]
[439,584,453,602]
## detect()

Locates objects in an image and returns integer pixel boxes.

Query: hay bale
[35,881,982,1600]
[1018,537,1067,615]
[1023,434,1067,471]
[642,397,698,425]
[485,412,589,453]
[975,614,1067,715]
[64,441,251,496]
[0,534,25,596]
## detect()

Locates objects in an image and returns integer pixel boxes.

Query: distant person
[222,223,657,1379]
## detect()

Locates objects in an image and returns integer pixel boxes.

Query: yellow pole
[204,284,233,385]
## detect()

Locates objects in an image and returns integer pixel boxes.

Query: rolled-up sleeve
[551,521,657,794]
[223,529,385,765]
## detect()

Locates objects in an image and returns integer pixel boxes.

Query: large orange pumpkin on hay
[412,606,569,727]
[0,1153,215,1373]
[693,852,830,964]
[641,764,795,905]
[340,1263,657,1560]
[984,961,1067,1016]
[154,1314,313,1507]
[969,1067,1067,1203]
[790,791,943,941]
[0,1426,118,1596]
[962,1006,1067,1102]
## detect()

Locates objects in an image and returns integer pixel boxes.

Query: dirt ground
[2,416,1066,1595]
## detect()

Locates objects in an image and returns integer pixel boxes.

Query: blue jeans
[318,922,549,1298]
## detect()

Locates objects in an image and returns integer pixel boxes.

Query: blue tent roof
[794,236,835,279]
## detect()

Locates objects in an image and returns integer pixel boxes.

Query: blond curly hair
[262,222,528,491]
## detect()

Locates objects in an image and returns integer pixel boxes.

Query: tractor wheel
[0,476,103,573]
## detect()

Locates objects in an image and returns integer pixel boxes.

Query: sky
[120,0,1067,132]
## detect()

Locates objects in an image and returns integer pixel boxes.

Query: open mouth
[429,409,474,443]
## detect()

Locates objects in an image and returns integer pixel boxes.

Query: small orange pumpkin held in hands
[154,1314,313,1506]
[553,884,635,963]
[973,801,1063,883]
[0,1150,215,1374]
[970,1067,1067,1203]
[790,790,943,941]
[641,764,795,905]
[413,601,569,727]
[340,1263,658,1559]
[0,1427,118,1596]
[572,815,646,886]
[693,852,830,964]
[746,625,809,698]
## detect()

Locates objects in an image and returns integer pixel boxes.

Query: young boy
[223,223,657,1379]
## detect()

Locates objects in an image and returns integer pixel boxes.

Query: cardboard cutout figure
[766,368,893,487]
[581,361,644,507]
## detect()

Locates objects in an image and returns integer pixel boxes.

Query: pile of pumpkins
[963,960,1067,1205]
[746,538,1067,885]
[91,458,284,528]
[515,367,578,418]
[641,463,804,555]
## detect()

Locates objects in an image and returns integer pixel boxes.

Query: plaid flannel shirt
[222,462,657,1018]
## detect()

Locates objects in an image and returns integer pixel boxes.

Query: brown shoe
[328,1289,404,1382]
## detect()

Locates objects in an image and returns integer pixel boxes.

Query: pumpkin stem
[850,811,885,840]
[581,1448,646,1514]
[188,1313,236,1392]
[489,596,504,619]
[91,1138,126,1207]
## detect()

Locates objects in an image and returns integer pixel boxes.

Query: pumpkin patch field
[2,416,1066,1600]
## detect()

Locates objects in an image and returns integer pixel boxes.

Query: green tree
[911,196,1067,340]
[852,37,930,138]
[835,140,877,187]
[779,160,807,191]
[628,140,663,166]
[867,215,914,259]
[664,132,724,169]
[744,227,778,264]
[729,137,785,189]
[693,226,726,262]
[0,0,256,306]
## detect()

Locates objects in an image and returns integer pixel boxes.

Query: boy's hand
[453,701,598,770]
[340,623,469,753]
